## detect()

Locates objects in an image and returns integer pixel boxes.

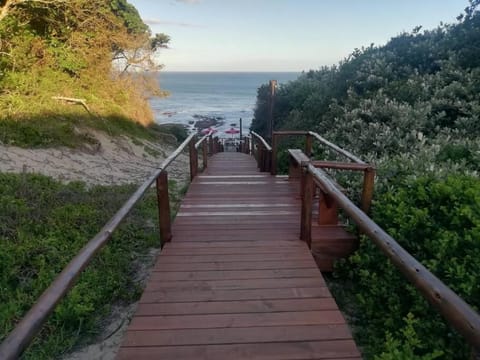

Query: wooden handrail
[284,145,480,350]
[251,131,272,151]
[308,131,366,164]
[274,130,310,135]
[312,160,373,171]
[250,131,272,172]
[305,163,480,351]
[271,130,366,176]
[194,131,213,149]
[0,133,196,360]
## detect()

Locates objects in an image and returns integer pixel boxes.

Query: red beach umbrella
[225,127,240,137]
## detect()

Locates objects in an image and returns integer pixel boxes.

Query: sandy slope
[0,131,189,185]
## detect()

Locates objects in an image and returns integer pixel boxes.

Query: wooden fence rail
[251,131,272,172]
[271,131,375,213]
[280,144,480,353]
[252,130,480,353]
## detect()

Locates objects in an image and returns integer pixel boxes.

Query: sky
[129,0,465,72]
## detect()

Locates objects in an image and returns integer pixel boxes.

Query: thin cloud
[144,18,205,28]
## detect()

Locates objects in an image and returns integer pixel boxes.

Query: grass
[0,111,190,149]
[0,66,188,149]
[0,172,186,359]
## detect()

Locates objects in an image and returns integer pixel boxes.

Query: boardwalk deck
[117,152,361,360]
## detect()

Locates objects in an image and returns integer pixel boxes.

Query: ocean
[150,72,299,136]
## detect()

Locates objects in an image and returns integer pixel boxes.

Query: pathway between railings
[117,152,361,360]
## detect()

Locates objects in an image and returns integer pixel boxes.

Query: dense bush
[0,173,183,359]
[335,175,480,359]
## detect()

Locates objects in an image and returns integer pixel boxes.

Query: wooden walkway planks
[117,152,361,360]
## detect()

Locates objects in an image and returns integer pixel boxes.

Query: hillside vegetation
[0,173,186,359]
[0,2,188,358]
[252,2,480,359]
[0,0,170,148]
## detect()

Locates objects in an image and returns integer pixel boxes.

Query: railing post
[271,133,278,175]
[288,153,301,180]
[305,133,313,157]
[209,134,213,155]
[202,141,208,169]
[156,171,172,246]
[189,137,197,181]
[361,167,375,213]
[300,166,313,248]
[258,144,265,171]
[265,150,272,173]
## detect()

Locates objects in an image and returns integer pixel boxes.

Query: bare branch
[52,96,92,115]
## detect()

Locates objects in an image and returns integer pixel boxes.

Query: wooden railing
[252,129,480,354]
[251,130,272,172]
[271,130,375,213]
[0,131,219,360]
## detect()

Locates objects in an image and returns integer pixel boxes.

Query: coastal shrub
[0,0,170,147]
[334,174,480,359]
[0,173,184,359]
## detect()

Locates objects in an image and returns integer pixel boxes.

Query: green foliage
[0,0,171,146]
[156,124,189,142]
[375,314,444,360]
[334,174,480,359]
[0,173,183,358]
[110,0,149,34]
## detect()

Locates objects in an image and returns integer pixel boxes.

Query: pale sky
[129,0,464,72]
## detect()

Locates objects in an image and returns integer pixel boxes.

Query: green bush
[0,173,181,359]
[334,174,480,359]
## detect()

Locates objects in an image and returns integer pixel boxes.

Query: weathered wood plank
[128,310,346,330]
[134,298,338,316]
[149,268,321,281]
[117,340,360,360]
[122,324,353,346]
[140,287,332,303]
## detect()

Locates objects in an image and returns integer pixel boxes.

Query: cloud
[144,18,205,28]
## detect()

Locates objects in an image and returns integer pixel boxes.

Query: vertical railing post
[300,165,313,248]
[209,134,213,155]
[189,137,197,181]
[271,133,278,175]
[265,150,272,173]
[202,141,208,169]
[156,171,172,246]
[361,167,375,213]
[258,142,267,172]
[305,133,313,157]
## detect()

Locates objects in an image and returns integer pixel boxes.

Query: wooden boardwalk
[117,152,361,360]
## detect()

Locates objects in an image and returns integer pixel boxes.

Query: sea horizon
[152,71,300,135]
